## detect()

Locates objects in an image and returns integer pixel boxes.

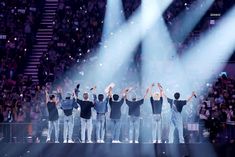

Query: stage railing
[0,121,234,143]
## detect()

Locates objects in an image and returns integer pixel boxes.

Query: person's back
[165,91,195,143]
[167,98,187,113]
[76,92,94,143]
[47,101,59,121]
[94,94,108,114]
[151,96,163,114]
[61,98,77,116]
[46,93,59,143]
[126,98,144,117]
[109,96,124,119]
[77,99,94,119]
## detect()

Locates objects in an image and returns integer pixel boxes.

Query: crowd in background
[198,74,235,143]
[0,0,235,143]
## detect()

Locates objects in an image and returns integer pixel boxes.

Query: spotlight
[79,71,84,76]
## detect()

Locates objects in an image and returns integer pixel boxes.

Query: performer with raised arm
[160,84,196,143]
[149,83,164,143]
[45,90,60,143]
[74,84,94,143]
[90,86,110,143]
[125,87,149,143]
[60,92,78,143]
[108,85,127,143]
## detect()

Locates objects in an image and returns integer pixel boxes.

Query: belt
[97,113,105,115]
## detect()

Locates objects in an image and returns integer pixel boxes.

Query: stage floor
[0,143,234,157]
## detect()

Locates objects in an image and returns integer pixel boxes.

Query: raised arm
[45,89,49,104]
[148,83,155,97]
[157,83,163,97]
[158,83,168,99]
[144,87,150,99]
[121,87,130,99]
[107,86,113,98]
[187,91,196,102]
[90,85,97,94]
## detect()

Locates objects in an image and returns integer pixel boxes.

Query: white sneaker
[129,140,133,143]
[158,140,162,143]
[68,140,74,143]
[134,140,139,143]
[46,138,50,143]
[97,140,101,143]
[36,137,40,143]
[112,140,117,143]
[100,140,105,143]
[63,140,67,143]
[55,141,59,143]
[87,140,93,143]
[116,140,121,143]
[153,140,157,143]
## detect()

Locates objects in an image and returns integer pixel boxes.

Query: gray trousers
[129,116,140,141]
[152,114,162,141]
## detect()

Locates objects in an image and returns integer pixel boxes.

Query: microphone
[194,94,197,98]
[90,87,94,91]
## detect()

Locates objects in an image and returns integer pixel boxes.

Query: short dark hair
[98,94,104,101]
[174,92,180,100]
[49,94,55,100]
[113,94,119,101]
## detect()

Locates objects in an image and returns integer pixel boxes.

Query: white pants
[47,120,59,142]
[81,118,93,142]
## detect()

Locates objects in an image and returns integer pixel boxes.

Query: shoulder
[180,100,187,105]
[167,98,172,102]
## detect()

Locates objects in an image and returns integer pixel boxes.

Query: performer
[149,83,164,143]
[45,90,60,143]
[161,85,196,143]
[108,87,127,143]
[91,86,110,143]
[125,88,149,143]
[61,93,78,143]
[74,89,94,143]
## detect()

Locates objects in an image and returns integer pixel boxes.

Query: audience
[0,0,235,143]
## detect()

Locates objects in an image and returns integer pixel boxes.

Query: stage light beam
[170,0,215,44]
[181,6,235,91]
